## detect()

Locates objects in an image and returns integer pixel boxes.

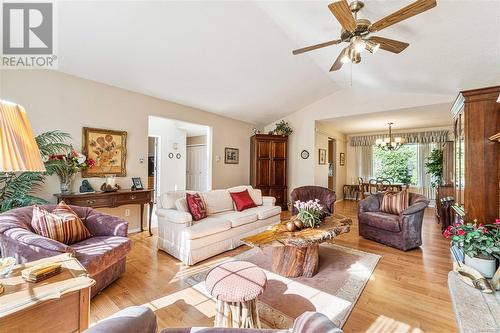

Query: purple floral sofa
[358,192,429,251]
[0,205,132,297]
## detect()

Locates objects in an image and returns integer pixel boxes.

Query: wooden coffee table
[241,214,351,278]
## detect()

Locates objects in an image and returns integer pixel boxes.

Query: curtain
[350,130,449,146]
[413,143,436,205]
[354,145,373,182]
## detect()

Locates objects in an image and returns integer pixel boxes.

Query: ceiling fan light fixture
[352,51,361,64]
[340,47,351,64]
[352,36,366,53]
[365,40,380,54]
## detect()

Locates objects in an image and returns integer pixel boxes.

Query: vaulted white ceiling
[57,1,500,125]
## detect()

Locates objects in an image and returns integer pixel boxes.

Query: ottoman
[205,261,267,328]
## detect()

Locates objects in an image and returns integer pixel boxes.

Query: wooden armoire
[451,86,500,224]
[250,134,288,209]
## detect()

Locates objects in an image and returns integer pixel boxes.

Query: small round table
[205,261,267,328]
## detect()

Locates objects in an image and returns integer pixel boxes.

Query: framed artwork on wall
[340,152,345,166]
[225,147,239,164]
[318,149,327,165]
[82,127,127,177]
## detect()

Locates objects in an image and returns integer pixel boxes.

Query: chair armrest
[83,306,157,333]
[262,196,276,206]
[358,195,381,213]
[156,208,193,225]
[400,201,429,216]
[84,210,128,237]
[4,227,75,255]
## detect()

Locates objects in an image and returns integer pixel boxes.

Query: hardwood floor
[90,200,456,332]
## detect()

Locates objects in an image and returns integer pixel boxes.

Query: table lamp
[0,100,45,173]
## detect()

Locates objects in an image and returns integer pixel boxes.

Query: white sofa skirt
[158,214,280,265]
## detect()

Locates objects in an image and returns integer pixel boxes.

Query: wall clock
[301,150,309,159]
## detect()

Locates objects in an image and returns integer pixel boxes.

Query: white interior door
[187,145,208,191]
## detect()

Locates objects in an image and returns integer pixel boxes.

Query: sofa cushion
[228,186,263,206]
[360,212,401,232]
[186,193,208,221]
[31,202,92,245]
[213,211,258,228]
[160,191,186,209]
[183,217,232,240]
[175,197,189,212]
[381,189,409,215]
[244,205,281,220]
[201,189,234,215]
[230,190,257,212]
[71,236,132,276]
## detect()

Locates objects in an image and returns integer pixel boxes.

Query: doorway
[328,138,336,191]
[147,136,160,200]
[148,115,211,195]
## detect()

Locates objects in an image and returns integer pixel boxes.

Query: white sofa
[156,185,281,265]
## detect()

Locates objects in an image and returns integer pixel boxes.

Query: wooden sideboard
[451,86,500,224]
[55,189,154,236]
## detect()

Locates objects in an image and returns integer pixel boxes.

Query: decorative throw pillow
[230,189,257,212]
[186,193,207,221]
[380,189,409,215]
[175,197,189,212]
[31,202,92,245]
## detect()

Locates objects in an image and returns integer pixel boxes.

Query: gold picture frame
[82,127,127,177]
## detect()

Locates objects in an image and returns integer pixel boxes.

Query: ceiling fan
[292,0,437,72]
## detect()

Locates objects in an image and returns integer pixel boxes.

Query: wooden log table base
[214,299,261,329]
[242,213,352,278]
[272,244,319,278]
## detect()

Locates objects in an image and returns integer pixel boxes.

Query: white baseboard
[128,227,142,234]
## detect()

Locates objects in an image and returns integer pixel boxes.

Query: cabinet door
[272,141,287,159]
[272,159,286,186]
[256,140,271,186]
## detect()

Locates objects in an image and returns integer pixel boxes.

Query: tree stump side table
[205,261,267,328]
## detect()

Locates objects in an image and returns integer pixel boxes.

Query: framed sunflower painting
[82,127,127,177]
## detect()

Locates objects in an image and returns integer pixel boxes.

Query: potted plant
[425,148,443,188]
[444,220,500,278]
[270,120,293,137]
[293,199,324,230]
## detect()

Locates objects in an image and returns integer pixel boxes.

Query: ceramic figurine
[79,180,95,193]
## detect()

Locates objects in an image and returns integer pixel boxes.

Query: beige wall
[0,70,254,232]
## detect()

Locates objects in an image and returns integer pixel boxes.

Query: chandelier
[375,122,404,151]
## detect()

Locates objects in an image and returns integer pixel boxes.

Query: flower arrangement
[443,219,500,260]
[294,199,324,228]
[47,147,95,193]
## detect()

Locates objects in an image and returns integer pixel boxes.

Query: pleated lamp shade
[0,100,45,172]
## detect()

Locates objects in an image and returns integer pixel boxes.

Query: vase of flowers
[294,199,324,228]
[444,219,500,278]
[48,147,95,194]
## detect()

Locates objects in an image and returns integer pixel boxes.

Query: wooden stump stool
[205,261,267,328]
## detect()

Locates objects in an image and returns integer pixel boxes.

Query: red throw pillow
[186,193,207,221]
[230,189,257,212]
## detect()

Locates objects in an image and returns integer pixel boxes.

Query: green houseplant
[444,220,500,278]
[425,148,443,188]
[0,131,71,212]
[271,120,293,137]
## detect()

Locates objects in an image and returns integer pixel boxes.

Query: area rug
[183,243,380,329]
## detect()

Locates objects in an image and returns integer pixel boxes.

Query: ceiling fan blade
[369,36,410,54]
[328,0,357,32]
[292,39,342,55]
[369,0,436,32]
[330,51,344,72]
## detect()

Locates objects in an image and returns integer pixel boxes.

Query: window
[372,144,419,185]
